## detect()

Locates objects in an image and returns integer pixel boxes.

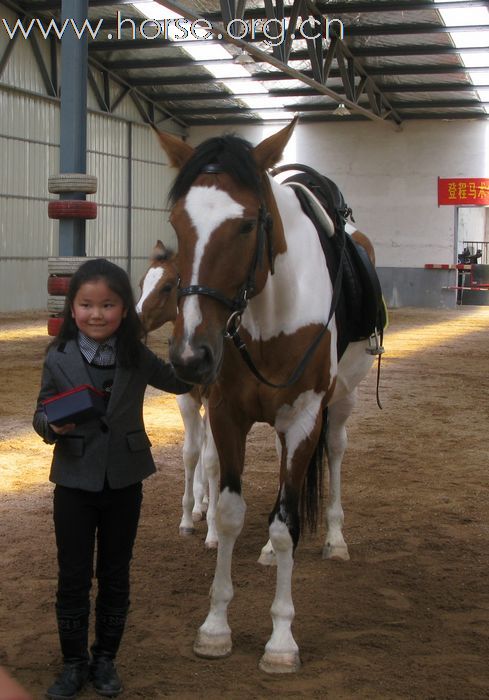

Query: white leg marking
[202,412,219,549]
[177,393,205,535]
[194,488,246,659]
[323,391,357,561]
[258,434,282,566]
[258,539,276,567]
[259,514,300,674]
[331,339,374,404]
[192,450,208,522]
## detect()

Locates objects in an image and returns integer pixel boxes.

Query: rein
[226,228,346,390]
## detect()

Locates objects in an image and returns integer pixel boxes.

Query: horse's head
[136,240,179,333]
[156,119,297,385]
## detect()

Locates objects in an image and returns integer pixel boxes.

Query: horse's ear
[154,239,167,253]
[252,115,298,171]
[154,128,194,169]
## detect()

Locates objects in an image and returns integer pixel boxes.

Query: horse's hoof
[179,526,195,536]
[259,651,301,674]
[257,550,276,567]
[192,510,203,522]
[322,543,350,561]
[204,539,218,550]
[193,630,232,659]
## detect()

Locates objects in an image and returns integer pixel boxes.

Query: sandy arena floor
[1,307,489,699]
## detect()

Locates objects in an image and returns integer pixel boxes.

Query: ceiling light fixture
[233,51,254,65]
[333,103,351,116]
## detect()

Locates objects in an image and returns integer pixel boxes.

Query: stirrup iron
[366,328,384,356]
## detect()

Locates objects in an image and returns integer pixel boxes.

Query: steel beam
[154,0,402,125]
[0,26,18,78]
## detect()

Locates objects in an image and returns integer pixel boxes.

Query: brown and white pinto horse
[136,241,178,333]
[136,244,219,546]
[155,120,379,673]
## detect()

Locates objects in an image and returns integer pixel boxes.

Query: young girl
[33,258,191,699]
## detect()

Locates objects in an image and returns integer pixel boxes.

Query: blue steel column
[59,0,88,256]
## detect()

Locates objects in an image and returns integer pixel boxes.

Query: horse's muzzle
[169,340,220,385]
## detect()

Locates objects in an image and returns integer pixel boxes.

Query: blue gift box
[42,384,106,426]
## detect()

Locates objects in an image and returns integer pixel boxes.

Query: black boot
[46,661,89,700]
[47,607,90,699]
[90,655,122,697]
[90,605,127,697]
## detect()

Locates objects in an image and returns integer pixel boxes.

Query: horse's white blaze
[275,390,325,471]
[183,186,244,345]
[179,303,201,360]
[135,266,164,313]
[243,177,333,342]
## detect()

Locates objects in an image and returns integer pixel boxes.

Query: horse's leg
[259,497,299,673]
[322,390,356,560]
[201,404,220,549]
[258,433,281,566]
[177,392,204,536]
[192,449,208,522]
[194,417,248,658]
[260,395,325,674]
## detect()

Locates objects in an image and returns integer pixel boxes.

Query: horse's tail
[301,407,327,533]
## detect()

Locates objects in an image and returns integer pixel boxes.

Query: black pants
[53,482,143,614]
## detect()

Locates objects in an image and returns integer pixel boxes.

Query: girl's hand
[49,422,76,435]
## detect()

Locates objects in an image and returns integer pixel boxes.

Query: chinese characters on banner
[438,177,489,206]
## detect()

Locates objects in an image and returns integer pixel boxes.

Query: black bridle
[178,203,273,317]
[178,162,274,314]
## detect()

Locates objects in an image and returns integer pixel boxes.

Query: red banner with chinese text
[438,177,489,206]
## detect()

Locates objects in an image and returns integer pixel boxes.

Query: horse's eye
[160,283,173,294]
[239,219,256,235]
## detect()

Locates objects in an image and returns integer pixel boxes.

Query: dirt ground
[1,307,489,700]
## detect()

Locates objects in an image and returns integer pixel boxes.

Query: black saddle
[274,163,386,357]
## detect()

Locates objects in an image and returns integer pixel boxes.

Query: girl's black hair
[49,258,144,367]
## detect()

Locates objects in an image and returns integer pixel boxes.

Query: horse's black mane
[168,135,262,205]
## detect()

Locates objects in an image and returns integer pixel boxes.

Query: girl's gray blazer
[33,339,191,492]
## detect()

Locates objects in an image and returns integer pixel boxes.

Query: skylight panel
[132,2,287,117]
[435,0,489,113]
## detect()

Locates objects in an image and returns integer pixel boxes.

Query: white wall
[458,207,487,254]
[189,120,489,268]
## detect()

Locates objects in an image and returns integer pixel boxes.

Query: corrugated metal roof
[8,0,489,127]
